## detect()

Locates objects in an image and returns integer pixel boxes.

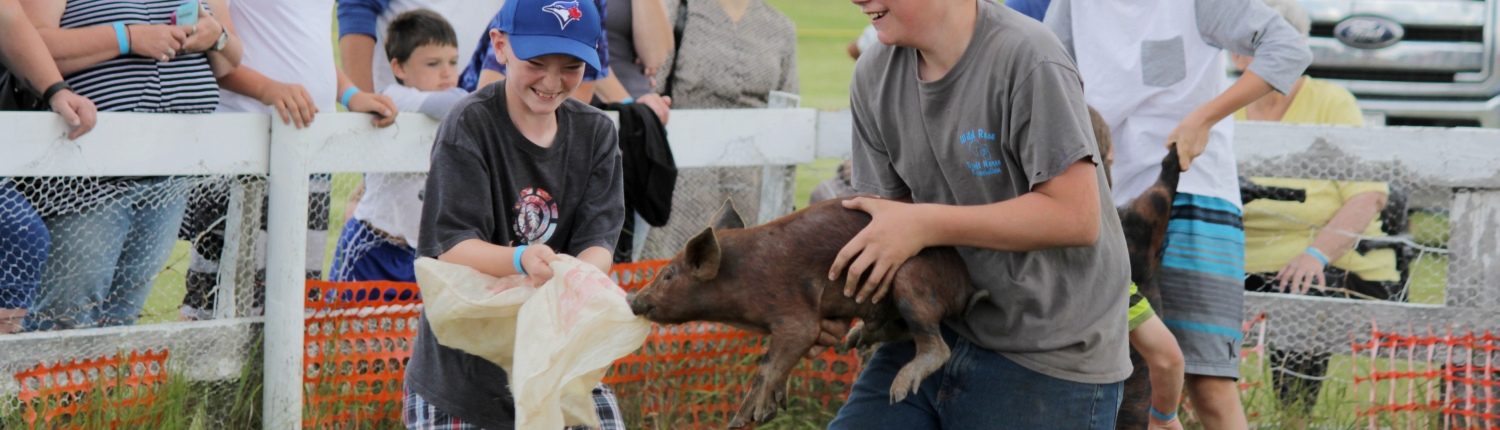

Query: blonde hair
[1261,0,1311,37]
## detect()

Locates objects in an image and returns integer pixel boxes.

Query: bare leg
[729,323,819,429]
[1185,374,1247,430]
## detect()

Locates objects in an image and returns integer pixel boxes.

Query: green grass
[764,0,868,110]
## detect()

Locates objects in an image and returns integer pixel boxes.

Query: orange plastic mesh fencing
[303,280,422,429]
[1350,320,1500,429]
[605,260,864,429]
[12,349,170,429]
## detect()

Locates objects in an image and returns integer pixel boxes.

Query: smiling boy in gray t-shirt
[826,0,1130,428]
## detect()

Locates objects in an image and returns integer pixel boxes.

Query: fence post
[1447,189,1500,310]
[265,121,311,430]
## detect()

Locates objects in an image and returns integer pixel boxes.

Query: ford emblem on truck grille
[1334,16,1403,49]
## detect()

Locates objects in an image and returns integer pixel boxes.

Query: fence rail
[4,110,1500,429]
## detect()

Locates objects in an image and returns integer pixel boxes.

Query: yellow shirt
[1234,77,1365,126]
[1242,178,1399,282]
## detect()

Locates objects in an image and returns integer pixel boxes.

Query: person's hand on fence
[49,87,96,139]
[805,318,853,359]
[128,24,188,62]
[261,81,318,128]
[1164,112,1212,172]
[520,244,560,286]
[347,91,397,127]
[1276,251,1327,295]
[182,4,223,53]
[636,93,670,125]
[830,197,927,304]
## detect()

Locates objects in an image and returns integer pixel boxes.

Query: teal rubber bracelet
[620,97,634,104]
[1306,247,1329,265]
[513,245,529,276]
[340,87,359,108]
[114,22,130,55]
[1150,406,1176,422]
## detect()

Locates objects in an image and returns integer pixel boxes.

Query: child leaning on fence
[402,0,626,428]
[331,9,468,285]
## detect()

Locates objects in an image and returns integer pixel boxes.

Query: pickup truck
[1298,0,1498,127]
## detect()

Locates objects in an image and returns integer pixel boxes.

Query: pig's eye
[660,268,675,281]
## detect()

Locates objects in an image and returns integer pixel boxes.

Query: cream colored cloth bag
[415,256,651,429]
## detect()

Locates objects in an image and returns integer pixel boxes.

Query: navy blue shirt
[1004,0,1050,22]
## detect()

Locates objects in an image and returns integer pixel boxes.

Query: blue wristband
[620,97,634,104]
[114,22,130,55]
[1306,247,1329,265]
[1150,406,1177,422]
[513,245,529,276]
[340,87,359,108]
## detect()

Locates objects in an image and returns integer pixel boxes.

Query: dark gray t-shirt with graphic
[408,82,625,429]
[849,1,1131,384]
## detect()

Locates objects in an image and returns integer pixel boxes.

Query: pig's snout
[627,292,655,317]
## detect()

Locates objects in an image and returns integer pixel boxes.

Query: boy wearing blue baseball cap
[404,0,626,428]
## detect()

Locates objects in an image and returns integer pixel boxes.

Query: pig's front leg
[727,322,819,429]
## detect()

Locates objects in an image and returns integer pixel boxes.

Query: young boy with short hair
[331,9,467,284]
[402,0,625,428]
[824,0,1132,428]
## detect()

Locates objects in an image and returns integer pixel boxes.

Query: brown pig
[626,199,972,429]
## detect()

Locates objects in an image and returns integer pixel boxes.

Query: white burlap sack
[415,256,651,430]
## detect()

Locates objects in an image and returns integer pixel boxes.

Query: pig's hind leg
[728,321,820,429]
[887,270,952,404]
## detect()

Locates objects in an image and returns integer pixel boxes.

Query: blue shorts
[0,180,49,308]
[330,218,418,284]
[1158,193,1246,379]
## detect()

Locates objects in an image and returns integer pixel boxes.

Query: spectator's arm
[0,0,94,138]
[1275,190,1385,294]
[631,0,673,71]
[18,0,168,75]
[337,0,389,92]
[777,29,798,95]
[337,67,396,127]
[593,71,630,102]
[1196,0,1312,95]
[1041,0,1074,59]
[219,65,321,127]
[186,0,241,77]
[414,87,469,119]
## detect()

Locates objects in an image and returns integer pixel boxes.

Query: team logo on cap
[542,1,584,29]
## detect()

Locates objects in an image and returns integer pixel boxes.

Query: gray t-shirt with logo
[849,1,1131,384]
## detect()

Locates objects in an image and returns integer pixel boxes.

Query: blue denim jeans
[829,327,1123,430]
[23,177,188,331]
[1,180,50,309]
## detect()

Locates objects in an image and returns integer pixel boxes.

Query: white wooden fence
[3,109,1500,429]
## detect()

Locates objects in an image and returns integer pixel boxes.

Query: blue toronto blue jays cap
[494,0,602,76]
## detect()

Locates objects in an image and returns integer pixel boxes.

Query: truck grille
[1310,24,1484,44]
[1306,67,1458,83]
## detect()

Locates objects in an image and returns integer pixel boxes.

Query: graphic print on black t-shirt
[514,187,559,245]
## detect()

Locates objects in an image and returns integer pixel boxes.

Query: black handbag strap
[661,0,688,98]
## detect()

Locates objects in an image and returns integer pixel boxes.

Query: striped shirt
[61,0,220,113]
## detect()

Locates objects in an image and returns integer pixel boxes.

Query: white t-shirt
[371,0,504,93]
[216,0,338,113]
[1064,0,1240,207]
[352,84,468,248]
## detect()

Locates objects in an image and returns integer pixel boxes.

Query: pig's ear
[712,199,745,231]
[684,227,722,279]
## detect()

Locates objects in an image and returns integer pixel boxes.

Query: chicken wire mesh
[0,174,272,429]
[1234,144,1463,422]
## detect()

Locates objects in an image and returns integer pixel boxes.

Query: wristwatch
[211,28,228,51]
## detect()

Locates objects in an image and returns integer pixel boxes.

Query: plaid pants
[403,384,623,430]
